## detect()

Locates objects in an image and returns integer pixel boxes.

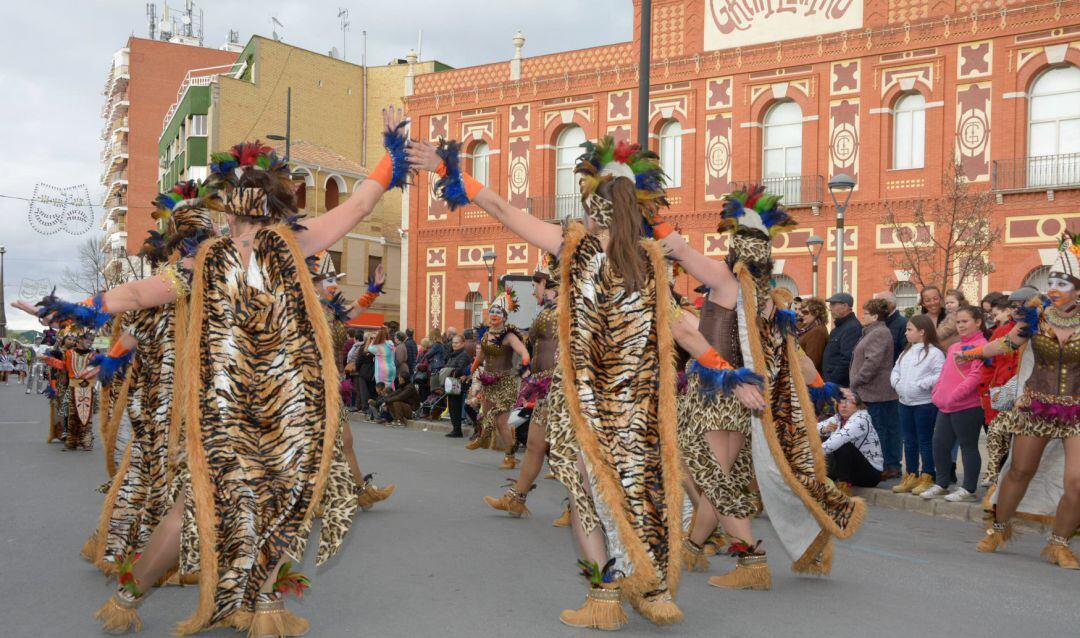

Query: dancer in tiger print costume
[21,107,411,636]
[40,329,98,451]
[466,288,530,468]
[484,255,565,519]
[656,186,866,589]
[307,250,396,510]
[410,134,738,630]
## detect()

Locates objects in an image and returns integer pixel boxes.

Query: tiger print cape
[552,222,684,601]
[733,259,866,574]
[89,304,184,575]
[176,225,341,634]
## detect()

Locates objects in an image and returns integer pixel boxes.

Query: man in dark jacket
[404,328,418,377]
[875,291,908,363]
[822,292,862,387]
[385,374,421,425]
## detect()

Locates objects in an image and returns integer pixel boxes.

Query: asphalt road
[0,380,1077,637]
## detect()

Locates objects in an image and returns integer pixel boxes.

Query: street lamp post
[266,86,293,163]
[482,250,497,305]
[0,245,7,338]
[827,174,856,297]
[804,235,824,298]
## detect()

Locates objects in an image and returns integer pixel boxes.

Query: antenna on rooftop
[272,16,284,41]
[337,8,350,61]
[146,3,158,39]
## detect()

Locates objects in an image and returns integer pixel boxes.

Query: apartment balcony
[525,193,584,222]
[103,98,129,121]
[104,219,126,238]
[163,64,237,130]
[100,161,128,187]
[728,174,825,209]
[101,115,129,141]
[104,172,128,197]
[991,154,1080,195]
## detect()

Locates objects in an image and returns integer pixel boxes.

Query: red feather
[613,140,637,163]
[744,185,765,209]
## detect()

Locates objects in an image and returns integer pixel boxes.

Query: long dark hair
[901,313,942,363]
[602,177,647,293]
[956,305,990,339]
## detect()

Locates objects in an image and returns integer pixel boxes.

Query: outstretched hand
[373,263,387,287]
[733,382,767,413]
[382,104,408,135]
[406,140,442,173]
[12,300,57,326]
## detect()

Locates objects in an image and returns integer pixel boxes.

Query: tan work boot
[356,475,395,511]
[910,473,935,495]
[892,473,919,493]
[552,506,572,528]
[682,538,709,572]
[708,554,771,591]
[1042,534,1080,570]
[499,454,518,470]
[559,584,627,631]
[483,487,531,518]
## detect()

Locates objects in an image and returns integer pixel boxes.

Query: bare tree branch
[59,237,109,296]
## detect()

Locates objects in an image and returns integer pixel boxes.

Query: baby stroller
[418,388,448,420]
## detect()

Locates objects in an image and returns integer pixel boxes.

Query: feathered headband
[1049,230,1080,286]
[141,180,220,265]
[575,137,668,229]
[306,250,346,282]
[718,185,797,239]
[532,253,559,288]
[208,141,296,219]
[490,286,520,315]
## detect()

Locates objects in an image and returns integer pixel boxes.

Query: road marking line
[0,421,40,425]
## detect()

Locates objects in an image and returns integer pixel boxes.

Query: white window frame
[892,93,926,170]
[190,114,208,137]
[893,281,919,313]
[658,120,683,187]
[555,126,586,219]
[472,141,490,187]
[1026,66,1080,188]
[762,101,803,204]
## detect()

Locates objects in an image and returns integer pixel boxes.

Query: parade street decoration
[19,278,53,302]
[27,182,95,235]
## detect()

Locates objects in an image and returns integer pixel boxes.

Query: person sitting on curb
[817,391,884,493]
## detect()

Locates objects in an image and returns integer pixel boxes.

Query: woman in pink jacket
[921,306,989,502]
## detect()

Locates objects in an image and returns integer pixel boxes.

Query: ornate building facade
[405,0,1080,337]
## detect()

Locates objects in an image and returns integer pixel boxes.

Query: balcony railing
[729,174,824,208]
[526,193,584,222]
[163,64,238,129]
[991,154,1080,193]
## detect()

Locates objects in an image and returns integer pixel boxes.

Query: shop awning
[345,312,385,329]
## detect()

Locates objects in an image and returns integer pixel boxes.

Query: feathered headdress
[718,185,797,239]
[532,253,559,289]
[207,141,297,220]
[306,250,346,282]
[142,180,220,265]
[1049,230,1080,287]
[489,285,520,316]
[575,137,668,229]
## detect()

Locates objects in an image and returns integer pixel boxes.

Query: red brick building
[405,0,1080,337]
[100,37,237,280]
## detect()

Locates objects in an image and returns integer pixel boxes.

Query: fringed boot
[500,442,519,469]
[976,519,1014,553]
[483,486,531,518]
[465,425,491,450]
[560,559,628,630]
[1041,534,1080,570]
[248,594,310,638]
[708,540,771,591]
[628,590,683,626]
[681,538,709,572]
[94,551,144,634]
[552,504,572,528]
[356,473,395,511]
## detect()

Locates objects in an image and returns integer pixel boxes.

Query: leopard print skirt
[544,378,602,536]
[676,375,757,519]
[1006,407,1080,439]
[478,371,520,439]
[983,410,1018,483]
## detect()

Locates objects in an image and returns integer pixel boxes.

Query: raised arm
[298,106,409,256]
[406,140,562,256]
[658,230,738,304]
[13,271,180,327]
[671,310,766,411]
[957,304,1037,361]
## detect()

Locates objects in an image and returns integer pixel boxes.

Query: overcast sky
[0,0,632,333]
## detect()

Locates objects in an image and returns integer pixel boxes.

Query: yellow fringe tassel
[792,531,834,576]
[633,593,685,626]
[560,586,628,631]
[94,595,142,634]
[81,531,98,562]
[247,606,310,638]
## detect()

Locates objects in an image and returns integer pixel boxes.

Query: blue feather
[37,292,111,330]
[775,309,797,336]
[1017,304,1040,338]
[367,278,385,295]
[382,120,410,190]
[44,386,57,399]
[808,381,842,407]
[321,293,352,323]
[210,159,238,175]
[90,350,135,385]
[434,141,471,210]
[284,214,308,232]
[689,361,764,397]
[474,325,489,341]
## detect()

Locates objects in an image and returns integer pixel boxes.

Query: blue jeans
[867,400,902,472]
[898,402,937,478]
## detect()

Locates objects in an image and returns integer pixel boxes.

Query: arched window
[893,93,926,170]
[1028,66,1080,187]
[893,281,919,313]
[325,175,346,210]
[1023,265,1051,292]
[463,291,484,330]
[762,101,802,204]
[555,126,586,219]
[658,120,682,187]
[471,141,490,187]
[772,274,799,297]
[292,168,312,210]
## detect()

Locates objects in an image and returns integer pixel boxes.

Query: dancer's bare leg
[495,411,515,451]
[340,422,363,487]
[1052,436,1080,538]
[513,418,549,493]
[995,436,1050,523]
[570,457,607,565]
[129,497,184,592]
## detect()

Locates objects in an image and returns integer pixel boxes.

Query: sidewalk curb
[347,413,454,434]
[851,486,1046,531]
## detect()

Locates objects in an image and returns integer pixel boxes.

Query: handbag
[989,375,1019,412]
[444,376,463,395]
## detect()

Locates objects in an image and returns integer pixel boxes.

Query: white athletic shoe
[944,487,976,502]
[920,484,947,499]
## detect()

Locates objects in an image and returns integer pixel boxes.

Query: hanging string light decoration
[19,278,53,302]
[27,183,95,235]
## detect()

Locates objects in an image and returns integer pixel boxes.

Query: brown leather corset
[699,298,743,367]
[1026,322,1080,400]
